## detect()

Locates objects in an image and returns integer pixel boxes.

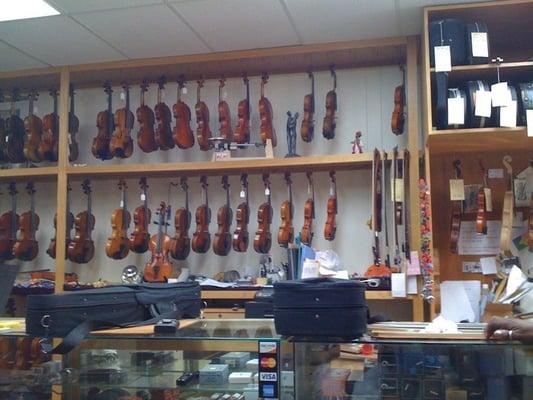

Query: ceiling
[0,0,490,72]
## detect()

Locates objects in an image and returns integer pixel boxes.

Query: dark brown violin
[232,174,249,252]
[68,84,79,162]
[300,71,315,142]
[5,90,26,164]
[67,180,95,264]
[391,66,405,135]
[47,182,74,259]
[218,78,233,141]
[234,75,250,144]
[192,176,211,253]
[324,171,337,241]
[476,161,488,235]
[136,81,158,153]
[169,177,191,260]
[0,183,19,260]
[173,77,194,149]
[259,73,276,147]
[213,176,232,256]
[13,182,39,261]
[130,177,151,254]
[154,77,175,151]
[450,160,462,254]
[253,174,273,254]
[196,79,212,151]
[39,89,59,162]
[322,66,337,140]
[277,172,294,247]
[144,202,173,282]
[109,83,134,158]
[23,91,42,163]
[301,172,315,246]
[105,179,131,259]
[92,84,114,160]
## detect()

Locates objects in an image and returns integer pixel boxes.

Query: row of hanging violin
[0,87,79,165]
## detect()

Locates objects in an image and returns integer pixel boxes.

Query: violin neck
[246,81,250,110]
[107,91,113,131]
[11,193,16,237]
[226,187,230,207]
[156,211,163,253]
[143,189,148,229]
[121,186,127,229]
[28,96,34,117]
[184,187,189,212]
[87,192,92,237]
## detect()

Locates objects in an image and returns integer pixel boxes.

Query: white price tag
[474,90,492,118]
[120,200,124,207]
[120,91,125,101]
[491,82,511,107]
[233,233,239,240]
[488,168,503,179]
[447,97,465,125]
[34,106,38,114]
[391,273,407,298]
[391,178,404,202]
[330,187,334,196]
[181,87,187,95]
[240,190,245,198]
[265,188,270,196]
[434,45,452,72]
[223,91,227,100]
[471,32,489,58]
[141,193,146,201]
[449,179,465,201]
[526,109,533,137]
[499,100,517,127]
[484,187,493,212]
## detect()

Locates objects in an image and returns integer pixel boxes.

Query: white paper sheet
[391,273,407,298]
[491,82,512,107]
[434,45,451,72]
[475,90,492,117]
[499,100,517,127]
[448,97,465,125]
[440,280,481,322]
[471,32,489,57]
[407,276,418,294]
[480,257,497,275]
[458,220,502,255]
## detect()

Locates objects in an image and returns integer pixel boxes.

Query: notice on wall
[458,220,501,255]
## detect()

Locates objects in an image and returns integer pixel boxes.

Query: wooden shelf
[0,166,58,182]
[430,61,533,82]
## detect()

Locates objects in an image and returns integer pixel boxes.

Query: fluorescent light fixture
[0,0,60,22]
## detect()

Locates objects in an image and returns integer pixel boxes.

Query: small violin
[192,176,211,253]
[136,81,158,153]
[476,161,488,235]
[109,83,134,158]
[173,77,195,149]
[500,156,514,255]
[5,90,26,164]
[213,176,232,256]
[169,177,191,260]
[450,160,462,254]
[253,174,273,254]
[91,84,114,160]
[391,65,405,135]
[68,84,79,162]
[259,73,276,147]
[154,77,175,151]
[301,172,315,246]
[232,174,250,252]
[23,91,43,163]
[196,79,212,151]
[324,171,337,241]
[218,78,233,141]
[130,177,151,254]
[277,172,294,247]
[351,131,363,154]
[67,180,95,264]
[300,71,315,142]
[39,89,59,162]
[234,75,250,144]
[13,182,39,261]
[47,182,74,259]
[0,183,19,260]
[322,66,337,140]
[144,202,173,282]
[105,179,131,260]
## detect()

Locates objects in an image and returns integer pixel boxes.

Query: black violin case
[518,82,533,125]
[429,18,467,67]
[465,80,493,128]
[273,278,367,338]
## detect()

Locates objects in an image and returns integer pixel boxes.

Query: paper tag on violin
[390,178,404,202]
[447,97,465,125]
[499,100,517,127]
[526,109,533,137]
[120,91,125,101]
[181,87,187,95]
[491,82,512,107]
[120,200,124,207]
[484,187,493,212]
[449,179,465,201]
[141,193,146,201]
[214,151,230,161]
[265,188,270,196]
[233,233,239,240]
[33,106,38,114]
[434,45,452,72]
[471,32,489,58]
[474,90,492,118]
[240,190,245,198]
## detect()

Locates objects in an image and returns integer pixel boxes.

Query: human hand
[485,316,533,343]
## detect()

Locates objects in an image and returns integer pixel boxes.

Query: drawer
[203,308,245,319]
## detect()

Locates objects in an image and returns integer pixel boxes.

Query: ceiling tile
[73,5,210,58]
[171,0,299,51]
[48,0,163,14]
[0,16,124,65]
[284,0,398,43]
[0,42,48,72]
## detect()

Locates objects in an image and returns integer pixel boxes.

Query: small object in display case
[379,353,399,375]
[380,377,399,398]
[220,352,250,369]
[401,377,422,399]
[228,372,253,384]
[80,368,127,385]
[176,371,199,386]
[199,364,229,385]
[423,379,445,400]
[402,352,424,375]
[429,19,467,67]
[154,318,178,334]
[246,358,259,371]
[321,368,350,397]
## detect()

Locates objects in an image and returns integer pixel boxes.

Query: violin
[301,172,315,246]
[130,177,151,254]
[196,79,212,151]
[391,66,405,135]
[277,172,294,247]
[217,78,233,141]
[47,182,74,259]
[259,73,277,147]
[324,171,337,241]
[109,83,134,159]
[67,180,95,264]
[476,161,488,235]
[144,202,173,283]
[68,84,79,162]
[500,156,514,255]
[13,182,39,261]
[5,90,26,164]
[300,71,315,142]
[154,77,175,151]
[23,91,43,163]
[192,176,211,253]
[136,81,158,153]
[172,77,194,149]
[0,183,19,260]
[322,66,337,140]
[105,179,131,260]
[39,89,59,162]
[351,131,363,154]
[91,84,114,160]
[450,160,462,254]
[253,174,273,254]
[0,338,13,369]
[232,174,249,252]
[169,176,191,260]
[234,75,250,144]
[213,176,232,256]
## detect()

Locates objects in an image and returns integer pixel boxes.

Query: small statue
[351,131,363,154]
[285,111,299,158]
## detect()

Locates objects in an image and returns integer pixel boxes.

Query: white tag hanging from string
[223,91,227,100]
[329,186,334,196]
[240,190,245,198]
[499,100,517,127]
[447,97,465,125]
[484,188,493,212]
[449,179,465,201]
[474,90,492,118]
[182,87,187,95]
[434,46,452,72]
[33,106,38,114]
[265,188,270,196]
[120,200,124,207]
[141,193,146,201]
[527,109,533,137]
[120,90,125,102]
[491,82,511,107]
[471,32,489,58]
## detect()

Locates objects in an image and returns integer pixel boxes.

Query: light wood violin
[192,176,211,253]
[218,78,233,141]
[67,180,95,264]
[154,77,175,151]
[92,84,114,160]
[301,172,315,246]
[144,202,173,283]
[234,75,250,144]
[213,176,232,256]
[232,174,249,252]
[278,172,294,247]
[13,182,39,261]
[196,79,212,151]
[500,156,514,255]
[300,71,315,142]
[173,77,195,149]
[105,179,131,259]
[0,183,19,260]
[324,171,337,241]
[322,66,337,140]
[136,81,158,153]
[254,174,273,254]
[259,73,276,147]
[130,177,151,254]
[109,83,134,159]
[47,183,74,259]
[39,89,59,162]
[476,161,488,235]
[450,160,462,254]
[23,91,43,163]
[169,177,192,260]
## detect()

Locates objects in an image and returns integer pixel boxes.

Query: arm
[485,316,533,344]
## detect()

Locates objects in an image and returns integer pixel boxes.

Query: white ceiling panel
[171,0,299,51]
[0,41,48,72]
[284,0,398,43]
[0,16,124,65]
[47,0,163,14]
[73,5,210,58]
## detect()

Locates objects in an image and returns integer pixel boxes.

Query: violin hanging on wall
[476,161,488,235]
[144,202,173,283]
[136,81,158,153]
[259,73,276,147]
[450,160,463,254]
[218,78,233,141]
[105,179,131,260]
[324,171,337,241]
[254,174,273,254]
[154,77,175,151]
[0,183,19,260]
[169,177,191,260]
[47,183,74,259]
[300,71,315,142]
[68,84,79,162]
[500,156,514,256]
[234,75,250,144]
[277,172,294,248]
[23,91,43,163]
[92,84,114,160]
[109,83,134,159]
[322,66,337,140]
[173,77,195,149]
[196,79,212,151]
[5,90,26,164]
[233,174,249,252]
[130,177,151,254]
[213,176,233,256]
[13,182,39,261]
[391,65,406,135]
[301,172,315,246]
[39,89,59,162]
[192,176,211,253]
[67,180,95,264]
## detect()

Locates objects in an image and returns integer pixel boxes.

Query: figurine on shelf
[285,111,299,158]
[351,131,363,154]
